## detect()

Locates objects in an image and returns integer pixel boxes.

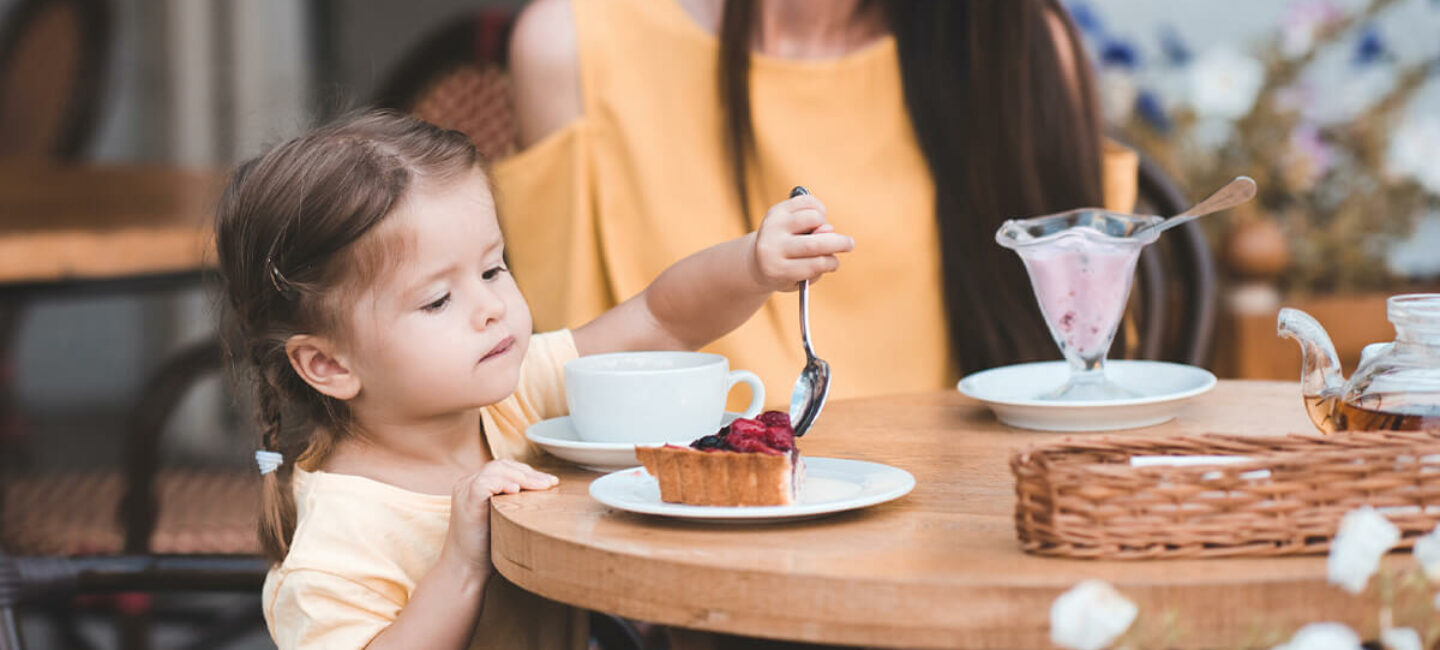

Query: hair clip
[267,261,298,300]
[255,450,285,475]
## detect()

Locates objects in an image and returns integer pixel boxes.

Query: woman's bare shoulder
[510,0,583,147]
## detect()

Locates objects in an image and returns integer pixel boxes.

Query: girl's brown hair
[215,110,477,564]
[720,0,1104,372]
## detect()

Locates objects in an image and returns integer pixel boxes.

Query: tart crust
[635,445,798,506]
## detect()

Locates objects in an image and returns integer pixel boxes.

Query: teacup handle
[727,370,766,419]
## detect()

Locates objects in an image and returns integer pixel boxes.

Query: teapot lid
[1388,294,1440,333]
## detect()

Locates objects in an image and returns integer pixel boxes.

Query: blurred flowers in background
[1073,0,1440,293]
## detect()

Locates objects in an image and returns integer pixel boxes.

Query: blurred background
[0,0,1436,648]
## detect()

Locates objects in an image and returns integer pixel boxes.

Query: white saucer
[957,360,1217,432]
[589,457,915,522]
[526,412,740,472]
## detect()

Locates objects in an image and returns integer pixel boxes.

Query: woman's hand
[750,194,855,292]
[441,460,559,577]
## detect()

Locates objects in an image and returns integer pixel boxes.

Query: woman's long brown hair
[215,111,477,563]
[719,0,1104,372]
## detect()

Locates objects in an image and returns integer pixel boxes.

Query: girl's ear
[285,335,361,400]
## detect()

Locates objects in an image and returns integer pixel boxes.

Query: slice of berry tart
[634,411,804,506]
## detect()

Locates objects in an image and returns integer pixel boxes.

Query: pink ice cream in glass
[996,209,1162,401]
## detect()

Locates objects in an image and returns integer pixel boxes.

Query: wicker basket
[1011,430,1440,559]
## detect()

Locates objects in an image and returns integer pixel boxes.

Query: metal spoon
[1134,175,1257,238]
[786,186,831,437]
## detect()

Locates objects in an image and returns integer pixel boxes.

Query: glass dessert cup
[996,209,1163,401]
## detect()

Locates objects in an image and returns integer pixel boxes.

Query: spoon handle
[789,186,818,360]
[1177,175,1257,219]
[1146,175,1257,236]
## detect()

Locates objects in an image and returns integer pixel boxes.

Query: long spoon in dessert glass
[1133,175,1257,238]
[787,186,830,437]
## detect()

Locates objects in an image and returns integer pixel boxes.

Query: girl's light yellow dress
[496,0,1136,404]
[262,332,585,649]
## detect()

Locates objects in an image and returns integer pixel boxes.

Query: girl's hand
[750,194,855,292]
[440,459,559,577]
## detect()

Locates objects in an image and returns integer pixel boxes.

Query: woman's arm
[510,0,582,147]
[571,195,853,356]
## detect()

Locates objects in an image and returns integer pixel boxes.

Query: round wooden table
[491,380,1392,649]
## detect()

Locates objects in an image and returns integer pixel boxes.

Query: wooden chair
[0,0,111,159]
[373,8,519,162]
[0,0,114,473]
[1129,153,1219,367]
[0,5,256,647]
[1,337,265,650]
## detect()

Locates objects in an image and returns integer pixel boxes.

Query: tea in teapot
[1278,294,1440,434]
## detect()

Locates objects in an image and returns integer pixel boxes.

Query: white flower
[1281,1,1341,58]
[1381,627,1422,650]
[1386,116,1440,196]
[1385,213,1440,279]
[1189,117,1237,151]
[1186,47,1265,121]
[1414,524,1440,581]
[1050,579,1137,650]
[1306,66,1398,126]
[1271,622,1361,650]
[1327,506,1400,594]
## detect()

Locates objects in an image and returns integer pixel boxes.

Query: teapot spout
[1276,307,1345,401]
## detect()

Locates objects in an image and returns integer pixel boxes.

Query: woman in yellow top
[498,0,1137,403]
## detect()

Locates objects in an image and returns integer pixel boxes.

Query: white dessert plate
[526,412,740,472]
[588,457,915,522]
[957,360,1217,432]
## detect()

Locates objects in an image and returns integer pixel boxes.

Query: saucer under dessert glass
[958,359,1217,431]
[526,413,740,471]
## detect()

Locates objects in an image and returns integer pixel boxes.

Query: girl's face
[342,168,532,420]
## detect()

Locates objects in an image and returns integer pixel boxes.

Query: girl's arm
[363,550,487,649]
[572,194,853,356]
[365,461,558,649]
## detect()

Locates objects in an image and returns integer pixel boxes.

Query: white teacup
[563,351,765,443]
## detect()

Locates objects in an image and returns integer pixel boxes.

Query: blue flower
[1135,91,1171,133]
[1159,25,1191,66]
[1100,39,1140,70]
[1353,25,1386,66]
[1068,1,1105,37]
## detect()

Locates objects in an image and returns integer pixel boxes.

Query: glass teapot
[1277,294,1440,433]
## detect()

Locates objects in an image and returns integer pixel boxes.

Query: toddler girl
[215,110,852,649]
